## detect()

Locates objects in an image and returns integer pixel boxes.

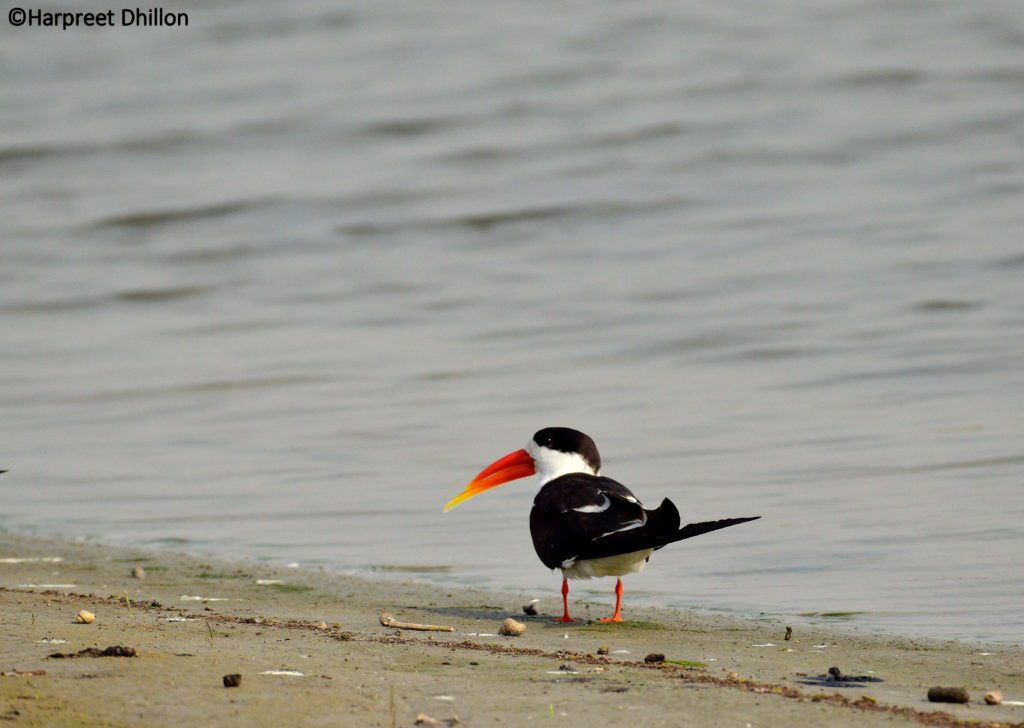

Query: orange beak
[443,449,536,512]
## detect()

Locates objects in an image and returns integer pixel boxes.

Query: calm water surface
[2,0,1023,642]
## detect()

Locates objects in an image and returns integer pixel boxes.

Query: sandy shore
[1,532,1021,727]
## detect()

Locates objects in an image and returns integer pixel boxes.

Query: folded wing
[530,473,759,569]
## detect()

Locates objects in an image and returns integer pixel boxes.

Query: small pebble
[132,566,146,579]
[927,686,969,704]
[984,691,1002,706]
[223,673,242,688]
[315,622,328,630]
[596,646,609,656]
[498,618,526,637]
[522,603,539,616]
[644,653,665,664]
[74,610,95,624]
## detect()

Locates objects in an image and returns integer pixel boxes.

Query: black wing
[576,515,760,562]
[530,473,759,569]
[529,474,672,569]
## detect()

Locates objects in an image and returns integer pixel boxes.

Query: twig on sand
[121,592,134,623]
[379,612,454,633]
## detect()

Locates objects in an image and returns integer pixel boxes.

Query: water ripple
[89,198,278,231]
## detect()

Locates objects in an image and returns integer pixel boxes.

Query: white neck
[528,443,599,487]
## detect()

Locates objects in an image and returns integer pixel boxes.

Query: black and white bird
[444,427,759,622]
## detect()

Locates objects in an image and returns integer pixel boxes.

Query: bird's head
[444,427,601,512]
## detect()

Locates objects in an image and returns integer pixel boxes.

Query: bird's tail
[656,512,761,550]
[646,497,758,549]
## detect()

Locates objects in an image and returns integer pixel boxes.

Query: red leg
[599,579,623,622]
[554,577,574,622]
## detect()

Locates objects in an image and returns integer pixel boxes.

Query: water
[2,0,1023,643]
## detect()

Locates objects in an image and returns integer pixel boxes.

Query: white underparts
[561,549,654,579]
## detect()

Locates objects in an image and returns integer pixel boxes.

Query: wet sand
[1,532,1021,727]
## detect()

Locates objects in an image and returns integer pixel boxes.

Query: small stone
[498,618,526,637]
[927,686,969,704]
[984,691,1002,705]
[223,673,242,688]
[132,566,146,579]
[644,653,665,664]
[75,610,95,624]
[315,622,328,630]
[522,603,539,616]
[784,626,793,641]
[728,672,739,680]
[596,645,609,656]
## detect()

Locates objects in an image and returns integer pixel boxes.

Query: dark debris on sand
[797,666,883,688]
[49,645,137,659]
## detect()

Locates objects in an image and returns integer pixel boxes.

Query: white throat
[528,443,599,487]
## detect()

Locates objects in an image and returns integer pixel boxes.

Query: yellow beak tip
[443,497,463,513]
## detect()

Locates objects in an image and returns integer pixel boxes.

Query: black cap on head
[532,427,601,473]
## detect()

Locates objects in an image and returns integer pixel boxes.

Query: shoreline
[9,526,1010,648]
[2,531,1022,727]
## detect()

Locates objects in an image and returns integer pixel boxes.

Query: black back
[530,473,666,569]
